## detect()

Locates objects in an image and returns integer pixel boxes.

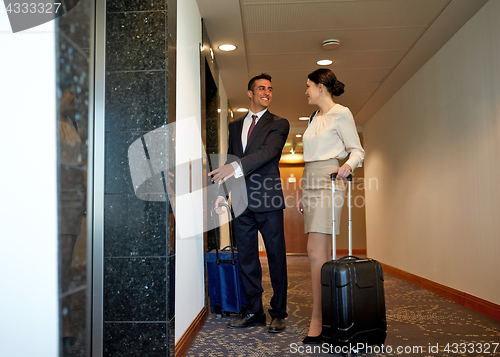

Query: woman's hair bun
[308,68,345,97]
[332,80,345,96]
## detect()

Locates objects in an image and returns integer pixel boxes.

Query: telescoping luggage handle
[214,202,236,265]
[330,173,353,259]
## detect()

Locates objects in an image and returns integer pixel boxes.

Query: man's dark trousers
[233,208,288,319]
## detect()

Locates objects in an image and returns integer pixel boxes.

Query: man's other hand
[214,196,226,215]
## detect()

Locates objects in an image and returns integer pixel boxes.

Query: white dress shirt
[231,109,267,178]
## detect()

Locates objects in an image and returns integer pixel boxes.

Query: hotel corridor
[188,256,500,356]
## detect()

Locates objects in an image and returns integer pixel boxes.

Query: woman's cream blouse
[302,104,365,170]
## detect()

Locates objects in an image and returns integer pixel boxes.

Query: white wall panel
[364,0,500,304]
[0,11,59,357]
[175,0,204,343]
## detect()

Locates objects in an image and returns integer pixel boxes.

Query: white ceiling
[196,0,488,154]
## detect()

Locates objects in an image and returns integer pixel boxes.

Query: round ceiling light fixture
[317,59,333,66]
[218,44,237,51]
[299,117,309,121]
[237,108,249,112]
[322,39,340,50]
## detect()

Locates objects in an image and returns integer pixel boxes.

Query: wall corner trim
[175,306,208,357]
[380,263,500,322]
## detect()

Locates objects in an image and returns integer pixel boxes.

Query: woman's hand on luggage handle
[297,197,304,216]
[330,164,352,180]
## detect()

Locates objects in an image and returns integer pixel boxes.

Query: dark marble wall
[103,0,176,356]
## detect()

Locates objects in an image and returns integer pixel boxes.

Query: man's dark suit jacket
[222,110,290,217]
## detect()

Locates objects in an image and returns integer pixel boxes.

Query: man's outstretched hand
[209,164,235,184]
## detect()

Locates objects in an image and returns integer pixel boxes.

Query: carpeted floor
[187,256,500,357]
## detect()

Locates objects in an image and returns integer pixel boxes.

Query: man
[209,73,290,333]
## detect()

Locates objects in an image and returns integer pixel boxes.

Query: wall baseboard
[175,306,208,357]
[380,263,500,322]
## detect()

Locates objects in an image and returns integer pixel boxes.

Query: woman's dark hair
[307,68,344,96]
[59,78,75,92]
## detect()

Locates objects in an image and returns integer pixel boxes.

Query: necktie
[247,115,257,140]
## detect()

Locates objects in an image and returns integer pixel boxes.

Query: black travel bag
[321,174,387,354]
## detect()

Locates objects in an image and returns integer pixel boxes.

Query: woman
[297,68,365,343]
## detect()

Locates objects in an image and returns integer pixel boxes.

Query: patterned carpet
[188,256,500,357]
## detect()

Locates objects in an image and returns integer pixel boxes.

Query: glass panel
[204,59,220,252]
[57,1,92,356]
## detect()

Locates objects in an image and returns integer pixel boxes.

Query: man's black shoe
[228,314,266,328]
[268,317,285,333]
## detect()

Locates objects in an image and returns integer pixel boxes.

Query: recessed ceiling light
[299,117,309,121]
[237,108,248,112]
[217,109,221,113]
[218,44,237,51]
[296,134,302,138]
[317,59,332,66]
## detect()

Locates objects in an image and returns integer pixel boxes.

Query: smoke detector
[322,39,340,50]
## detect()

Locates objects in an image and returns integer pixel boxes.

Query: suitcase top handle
[330,173,353,181]
[338,255,360,261]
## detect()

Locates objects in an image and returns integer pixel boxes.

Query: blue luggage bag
[206,203,248,317]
